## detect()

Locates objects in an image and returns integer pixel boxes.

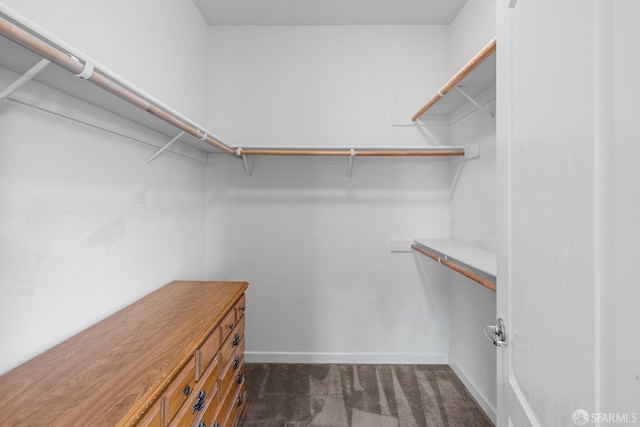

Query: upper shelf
[412,38,496,120]
[0,9,233,155]
[412,238,496,292]
[0,6,466,162]
[0,36,213,153]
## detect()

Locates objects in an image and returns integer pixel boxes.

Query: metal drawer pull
[236,393,244,407]
[232,333,240,346]
[228,323,234,330]
[232,356,240,370]
[236,372,243,385]
[192,390,206,413]
[197,423,206,427]
[239,306,245,313]
[182,385,191,396]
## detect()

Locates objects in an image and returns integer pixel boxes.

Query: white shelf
[412,238,496,290]
[0,8,468,166]
[0,25,221,154]
[411,38,496,123]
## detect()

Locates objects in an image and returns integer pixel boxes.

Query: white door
[496,1,640,426]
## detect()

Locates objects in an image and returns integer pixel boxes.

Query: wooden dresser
[0,280,248,427]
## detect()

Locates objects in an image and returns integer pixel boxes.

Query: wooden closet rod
[411,244,496,292]
[239,148,465,157]
[411,37,496,122]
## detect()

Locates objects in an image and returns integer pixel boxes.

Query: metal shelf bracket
[454,86,494,121]
[146,131,185,164]
[0,58,50,101]
[347,148,355,178]
[236,148,251,177]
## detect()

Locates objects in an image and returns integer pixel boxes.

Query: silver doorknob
[484,318,507,347]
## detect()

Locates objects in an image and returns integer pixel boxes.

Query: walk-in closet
[1,1,638,426]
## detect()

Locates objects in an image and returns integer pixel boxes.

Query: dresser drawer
[216,380,244,427]
[222,385,246,427]
[232,357,245,392]
[219,307,236,344]
[163,358,197,425]
[234,386,247,426]
[219,315,245,368]
[137,400,162,427]
[197,379,220,427]
[234,294,246,322]
[169,356,219,427]
[196,326,221,381]
[219,348,244,401]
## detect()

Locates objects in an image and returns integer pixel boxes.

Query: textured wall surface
[0,0,209,374]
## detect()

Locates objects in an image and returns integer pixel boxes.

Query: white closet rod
[0,6,465,159]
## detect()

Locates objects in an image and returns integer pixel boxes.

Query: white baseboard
[244,351,448,365]
[448,357,497,425]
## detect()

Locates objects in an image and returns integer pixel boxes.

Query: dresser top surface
[0,280,248,426]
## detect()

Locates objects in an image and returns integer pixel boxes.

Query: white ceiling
[192,0,468,26]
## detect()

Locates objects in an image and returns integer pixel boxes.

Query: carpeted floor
[239,364,493,427]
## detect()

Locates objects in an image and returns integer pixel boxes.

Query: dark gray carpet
[239,364,493,427]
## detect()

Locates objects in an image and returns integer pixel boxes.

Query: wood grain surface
[0,281,248,426]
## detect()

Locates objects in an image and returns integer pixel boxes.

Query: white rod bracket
[0,58,50,101]
[241,155,251,177]
[74,61,94,80]
[347,148,355,178]
[236,148,251,177]
[454,86,494,120]
[146,131,185,164]
[508,0,518,8]
[67,54,94,80]
[464,143,481,160]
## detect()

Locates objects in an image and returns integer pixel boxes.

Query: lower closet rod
[411,244,496,292]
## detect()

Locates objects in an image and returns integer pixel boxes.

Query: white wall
[449,0,497,72]
[0,85,207,375]
[206,156,451,363]
[0,0,209,375]
[204,25,455,363]
[205,25,450,147]
[447,0,497,422]
[450,103,497,251]
[448,106,497,422]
